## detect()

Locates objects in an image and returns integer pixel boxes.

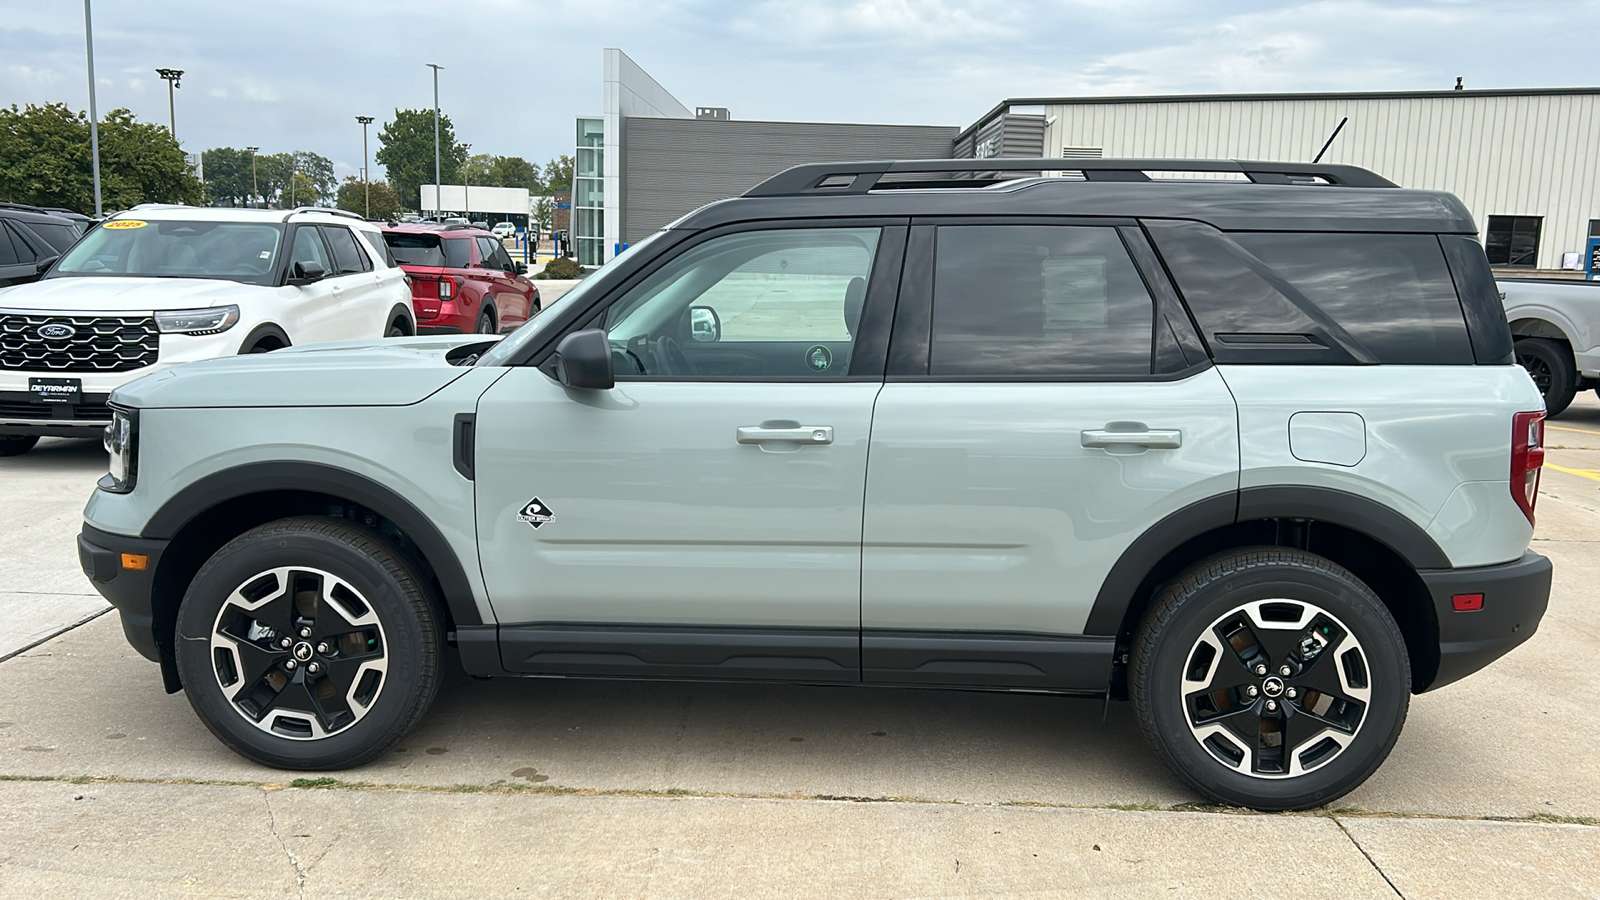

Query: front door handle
[1081,427,1182,449]
[737,425,833,445]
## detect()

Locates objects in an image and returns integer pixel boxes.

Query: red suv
[381,224,540,334]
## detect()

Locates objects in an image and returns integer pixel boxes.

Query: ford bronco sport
[77,159,1552,811]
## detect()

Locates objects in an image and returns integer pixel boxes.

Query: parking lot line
[1546,462,1600,483]
[1549,424,1600,437]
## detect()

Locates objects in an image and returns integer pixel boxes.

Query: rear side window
[26,222,79,254]
[1230,233,1473,365]
[0,223,29,264]
[322,226,369,275]
[930,225,1153,377]
[358,229,395,267]
[442,237,473,269]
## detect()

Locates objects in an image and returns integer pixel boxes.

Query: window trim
[886,216,1202,383]
[529,218,911,383]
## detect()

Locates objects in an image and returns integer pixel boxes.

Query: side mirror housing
[34,254,60,275]
[689,306,720,343]
[554,328,614,391]
[288,260,326,286]
[514,261,528,275]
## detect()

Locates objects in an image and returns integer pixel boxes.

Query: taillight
[1510,411,1546,525]
[438,277,455,300]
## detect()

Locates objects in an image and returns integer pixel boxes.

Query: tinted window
[52,220,283,285]
[0,224,23,266]
[442,237,473,269]
[322,226,368,274]
[930,225,1153,377]
[358,229,394,267]
[26,222,79,254]
[384,232,444,267]
[1484,215,1541,268]
[474,236,500,268]
[1231,233,1473,365]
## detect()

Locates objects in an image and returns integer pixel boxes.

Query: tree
[0,102,201,213]
[543,154,574,193]
[336,176,399,220]
[201,147,256,206]
[532,195,553,232]
[461,153,494,188]
[376,108,467,211]
[292,151,335,205]
[488,155,541,192]
[276,171,317,209]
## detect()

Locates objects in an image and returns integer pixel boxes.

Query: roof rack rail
[284,205,366,221]
[744,158,1398,197]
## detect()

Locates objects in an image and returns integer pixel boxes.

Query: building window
[1484,216,1541,268]
[1589,219,1600,238]
[573,117,605,267]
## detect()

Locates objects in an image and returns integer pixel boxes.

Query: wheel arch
[388,303,415,335]
[1508,314,1576,345]
[141,462,484,690]
[238,322,291,353]
[1090,486,1446,695]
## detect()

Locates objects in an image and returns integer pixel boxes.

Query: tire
[386,322,405,338]
[1130,547,1410,811]
[174,517,442,770]
[475,309,496,335]
[0,435,40,457]
[1516,337,1576,416]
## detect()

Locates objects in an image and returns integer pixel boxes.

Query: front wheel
[1131,548,1409,811]
[174,517,442,769]
[0,435,40,457]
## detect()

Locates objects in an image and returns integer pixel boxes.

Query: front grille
[0,313,159,372]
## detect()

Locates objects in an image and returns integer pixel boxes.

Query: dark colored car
[380,224,540,334]
[0,203,83,287]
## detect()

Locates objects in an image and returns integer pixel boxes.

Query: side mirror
[514,261,528,275]
[288,260,326,285]
[34,254,60,275]
[689,306,720,343]
[554,328,614,390]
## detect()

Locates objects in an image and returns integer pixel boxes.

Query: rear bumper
[1420,550,1551,691]
[78,522,169,666]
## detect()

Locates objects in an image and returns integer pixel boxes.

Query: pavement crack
[263,790,308,899]
[1333,816,1404,899]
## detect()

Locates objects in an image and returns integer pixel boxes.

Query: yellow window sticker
[104,220,148,229]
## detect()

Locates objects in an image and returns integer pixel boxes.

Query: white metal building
[957,88,1600,272]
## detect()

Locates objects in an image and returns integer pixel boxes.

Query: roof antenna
[1455,77,1464,91]
[1312,116,1349,164]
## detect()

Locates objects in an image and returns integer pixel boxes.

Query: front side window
[288,225,332,274]
[1484,215,1541,268]
[52,220,284,285]
[603,227,880,378]
[930,225,1154,377]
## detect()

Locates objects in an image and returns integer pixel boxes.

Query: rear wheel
[0,435,40,457]
[1515,338,1576,416]
[1131,547,1409,811]
[174,517,442,770]
[475,308,496,335]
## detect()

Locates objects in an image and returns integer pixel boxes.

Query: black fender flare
[1084,485,1450,636]
[141,461,483,626]
[387,303,416,334]
[237,323,291,353]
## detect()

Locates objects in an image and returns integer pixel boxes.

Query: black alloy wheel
[1132,548,1409,811]
[175,517,441,769]
[1515,337,1575,416]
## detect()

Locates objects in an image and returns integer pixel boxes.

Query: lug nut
[299,627,312,638]
[1254,665,1268,676]
[1265,699,1278,712]
[1246,686,1259,697]
[284,659,297,671]
[279,638,292,649]
[1279,665,1292,677]
[316,642,330,655]
[1286,688,1298,699]
[307,662,321,674]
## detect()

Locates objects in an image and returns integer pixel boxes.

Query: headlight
[99,408,137,493]
[154,305,240,335]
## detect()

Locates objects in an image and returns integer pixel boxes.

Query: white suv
[0,206,415,455]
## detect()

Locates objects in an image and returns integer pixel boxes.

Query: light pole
[245,146,259,208]
[426,63,442,220]
[83,0,102,216]
[155,68,183,142]
[462,143,471,219]
[355,116,374,218]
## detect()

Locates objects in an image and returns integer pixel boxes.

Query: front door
[861,222,1239,690]
[473,224,904,680]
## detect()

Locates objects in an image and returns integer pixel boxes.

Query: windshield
[473,230,669,367]
[52,219,284,285]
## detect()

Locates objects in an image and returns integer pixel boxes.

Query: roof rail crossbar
[743,158,1397,196]
[285,206,366,221]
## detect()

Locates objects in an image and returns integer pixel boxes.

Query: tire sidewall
[1136,554,1410,810]
[174,523,436,769]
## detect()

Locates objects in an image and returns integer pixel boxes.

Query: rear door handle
[1081,428,1182,449]
[737,425,833,445]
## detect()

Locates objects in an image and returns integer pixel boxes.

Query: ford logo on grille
[37,323,76,340]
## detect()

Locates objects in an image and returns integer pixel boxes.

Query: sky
[2,0,1596,184]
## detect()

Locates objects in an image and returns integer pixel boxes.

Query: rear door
[474,235,531,328]
[860,220,1239,690]
[320,225,383,338]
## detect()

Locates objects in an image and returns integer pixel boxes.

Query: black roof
[670,159,1478,235]
[0,202,79,225]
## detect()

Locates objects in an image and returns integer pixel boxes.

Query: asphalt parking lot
[1,393,1598,897]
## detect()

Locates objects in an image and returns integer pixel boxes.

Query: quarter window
[441,237,473,269]
[0,224,28,265]
[929,225,1154,377]
[1484,216,1541,268]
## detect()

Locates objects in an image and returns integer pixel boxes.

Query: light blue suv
[77,159,1552,811]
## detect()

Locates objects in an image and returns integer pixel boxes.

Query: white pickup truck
[1501,278,1600,415]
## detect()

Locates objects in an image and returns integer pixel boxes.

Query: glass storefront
[574,117,605,266]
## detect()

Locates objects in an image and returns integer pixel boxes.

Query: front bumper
[0,389,113,437]
[78,523,171,679]
[1420,549,1551,691]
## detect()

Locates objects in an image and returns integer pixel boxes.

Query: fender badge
[517,497,554,529]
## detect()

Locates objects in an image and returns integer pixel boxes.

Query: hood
[0,276,261,312]
[111,334,497,410]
